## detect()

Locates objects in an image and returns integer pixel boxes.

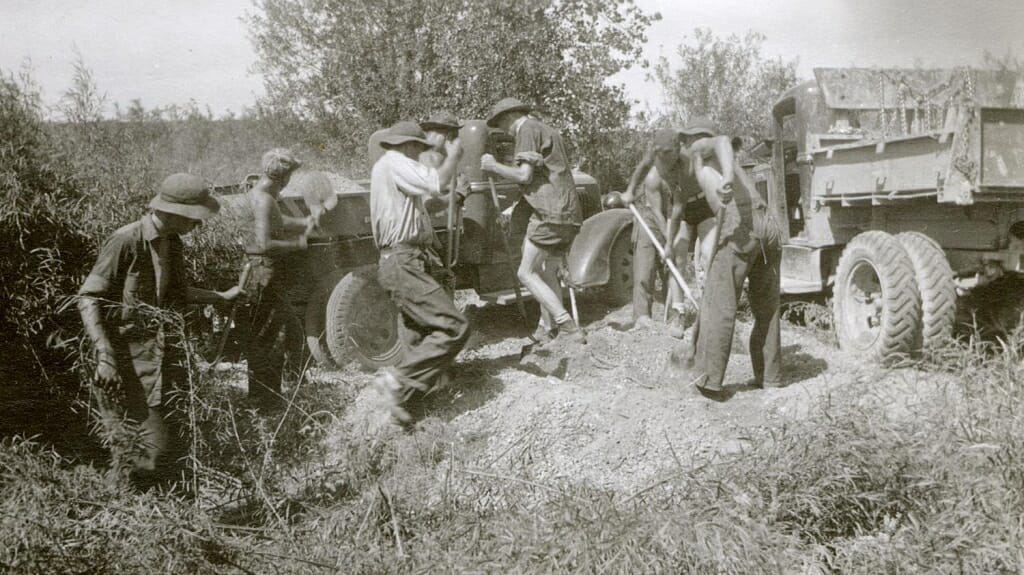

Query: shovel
[488,177,531,332]
[209,260,253,368]
[624,202,699,308]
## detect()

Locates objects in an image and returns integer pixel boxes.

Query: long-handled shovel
[488,177,531,331]
[626,203,699,308]
[210,260,253,368]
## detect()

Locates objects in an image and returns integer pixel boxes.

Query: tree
[246,0,659,184]
[654,28,799,143]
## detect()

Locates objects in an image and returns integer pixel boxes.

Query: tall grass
[4,327,1022,573]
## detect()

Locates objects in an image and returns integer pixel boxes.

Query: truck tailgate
[981,107,1024,189]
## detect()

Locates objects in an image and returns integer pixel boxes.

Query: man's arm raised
[250,192,308,255]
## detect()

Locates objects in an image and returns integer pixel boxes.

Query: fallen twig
[378,484,405,557]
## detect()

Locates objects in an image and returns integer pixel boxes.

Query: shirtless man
[622,121,719,331]
[678,122,783,400]
[244,148,314,409]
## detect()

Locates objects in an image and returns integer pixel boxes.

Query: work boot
[554,318,586,345]
[373,370,412,427]
[631,315,656,331]
[530,324,557,345]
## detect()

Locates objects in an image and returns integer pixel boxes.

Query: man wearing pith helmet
[481,97,585,346]
[370,120,469,427]
[78,173,243,491]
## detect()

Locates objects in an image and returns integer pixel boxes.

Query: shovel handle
[628,204,698,308]
[212,261,253,364]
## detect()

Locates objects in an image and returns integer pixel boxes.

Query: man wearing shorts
[481,97,584,345]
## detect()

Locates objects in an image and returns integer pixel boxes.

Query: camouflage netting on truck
[814,67,1024,138]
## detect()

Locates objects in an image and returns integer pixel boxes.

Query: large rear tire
[601,227,634,307]
[896,231,956,350]
[833,231,921,363]
[304,275,340,368]
[325,266,402,370]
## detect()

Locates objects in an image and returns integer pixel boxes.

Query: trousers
[377,246,471,396]
[243,256,303,405]
[93,382,189,491]
[631,221,665,320]
[692,240,782,390]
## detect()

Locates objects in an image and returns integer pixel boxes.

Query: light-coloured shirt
[370,150,441,248]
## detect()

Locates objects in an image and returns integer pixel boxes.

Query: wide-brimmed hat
[679,116,716,138]
[420,111,462,132]
[486,97,531,127]
[379,121,431,147]
[149,173,220,220]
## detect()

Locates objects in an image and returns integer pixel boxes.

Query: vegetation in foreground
[3,328,1023,574]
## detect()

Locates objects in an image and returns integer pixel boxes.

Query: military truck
[232,119,631,370]
[743,67,1024,361]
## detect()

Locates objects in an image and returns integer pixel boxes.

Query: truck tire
[833,231,921,363]
[601,227,634,307]
[325,265,402,370]
[304,277,338,368]
[896,232,956,350]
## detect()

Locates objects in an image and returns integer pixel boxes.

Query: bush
[0,73,91,402]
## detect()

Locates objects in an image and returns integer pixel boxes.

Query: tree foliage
[654,28,799,142]
[246,0,659,186]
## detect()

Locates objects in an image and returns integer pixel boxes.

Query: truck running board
[480,287,535,306]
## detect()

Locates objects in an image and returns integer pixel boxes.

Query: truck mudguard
[567,208,633,288]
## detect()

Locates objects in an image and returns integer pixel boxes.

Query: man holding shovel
[622,123,719,336]
[419,111,466,278]
[370,121,469,427]
[481,97,584,346]
[243,148,313,410]
[676,122,783,400]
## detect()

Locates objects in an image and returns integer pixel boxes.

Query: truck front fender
[567,208,633,288]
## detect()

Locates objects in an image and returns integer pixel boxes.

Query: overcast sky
[2,0,1023,117]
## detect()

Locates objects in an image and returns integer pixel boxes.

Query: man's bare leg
[539,254,562,322]
[518,237,570,331]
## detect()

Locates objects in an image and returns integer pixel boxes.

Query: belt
[244,254,279,263]
[379,243,428,256]
[686,190,707,204]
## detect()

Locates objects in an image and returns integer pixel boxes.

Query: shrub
[0,73,91,403]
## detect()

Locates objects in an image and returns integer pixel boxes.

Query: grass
[3,326,1023,574]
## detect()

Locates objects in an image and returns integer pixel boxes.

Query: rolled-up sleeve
[393,156,441,198]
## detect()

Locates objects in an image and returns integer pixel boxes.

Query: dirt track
[321,298,958,497]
